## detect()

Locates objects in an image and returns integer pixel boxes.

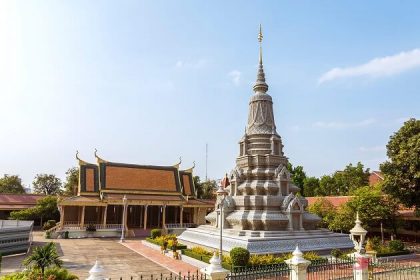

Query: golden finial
[258,24,263,43]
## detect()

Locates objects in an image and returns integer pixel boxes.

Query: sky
[1,1,419,188]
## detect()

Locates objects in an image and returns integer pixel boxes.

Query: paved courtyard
[1,232,171,279]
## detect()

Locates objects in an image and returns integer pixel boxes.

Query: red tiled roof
[0,194,45,210]
[369,171,384,186]
[306,196,353,208]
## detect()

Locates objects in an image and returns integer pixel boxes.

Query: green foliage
[1,267,78,280]
[63,167,79,196]
[248,254,285,266]
[23,242,63,276]
[334,162,370,194]
[303,177,319,197]
[150,228,162,239]
[380,118,420,211]
[388,240,405,251]
[230,247,250,267]
[328,204,354,232]
[10,196,59,222]
[194,176,217,199]
[33,174,62,195]
[0,174,25,194]
[85,224,96,232]
[331,249,342,258]
[308,197,335,228]
[287,164,307,194]
[191,246,212,256]
[43,220,57,231]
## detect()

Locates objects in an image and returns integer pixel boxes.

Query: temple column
[299,213,303,230]
[162,205,166,229]
[180,206,184,227]
[59,206,65,229]
[143,205,148,230]
[80,206,85,229]
[102,205,107,227]
[139,205,143,228]
[287,213,293,231]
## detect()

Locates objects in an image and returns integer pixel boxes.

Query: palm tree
[24,242,63,277]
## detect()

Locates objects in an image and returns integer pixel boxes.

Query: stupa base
[178,225,354,255]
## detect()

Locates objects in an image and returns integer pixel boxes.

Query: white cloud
[359,145,386,152]
[228,70,242,86]
[312,118,376,129]
[175,59,207,69]
[319,48,420,84]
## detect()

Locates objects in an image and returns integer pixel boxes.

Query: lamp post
[349,212,367,254]
[120,195,128,243]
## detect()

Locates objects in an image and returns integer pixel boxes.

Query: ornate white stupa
[178,26,353,254]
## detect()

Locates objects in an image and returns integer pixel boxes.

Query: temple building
[178,26,354,254]
[57,151,213,237]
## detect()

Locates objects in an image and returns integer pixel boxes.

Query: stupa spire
[253,24,268,93]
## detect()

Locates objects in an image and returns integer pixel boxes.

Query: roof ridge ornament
[75,150,88,165]
[253,24,268,94]
[183,161,196,173]
[94,148,108,163]
[173,156,182,169]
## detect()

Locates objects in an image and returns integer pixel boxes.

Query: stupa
[178,26,353,254]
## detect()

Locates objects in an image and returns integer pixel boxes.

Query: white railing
[165,223,197,229]
[61,223,122,230]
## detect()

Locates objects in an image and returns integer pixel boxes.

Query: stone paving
[1,232,172,279]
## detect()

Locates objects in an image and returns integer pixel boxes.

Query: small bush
[331,249,342,258]
[191,246,212,256]
[150,229,162,239]
[388,240,404,252]
[43,220,56,231]
[86,224,96,232]
[303,251,323,261]
[230,247,250,267]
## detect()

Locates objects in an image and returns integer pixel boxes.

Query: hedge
[145,237,187,250]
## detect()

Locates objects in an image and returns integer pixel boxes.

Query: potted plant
[86,224,96,237]
[160,239,168,254]
[172,240,179,259]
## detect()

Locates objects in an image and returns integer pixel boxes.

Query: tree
[10,196,60,224]
[303,177,319,197]
[194,176,216,199]
[23,242,62,277]
[286,163,307,194]
[328,185,399,233]
[334,162,370,194]
[317,175,337,196]
[380,118,420,212]
[33,174,62,195]
[308,197,335,228]
[0,174,25,194]
[63,167,79,196]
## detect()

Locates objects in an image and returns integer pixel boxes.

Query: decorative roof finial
[183,161,196,173]
[76,150,88,165]
[94,148,108,163]
[253,24,268,94]
[173,156,182,169]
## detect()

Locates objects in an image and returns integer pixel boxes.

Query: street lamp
[349,212,367,254]
[120,195,128,243]
[216,174,229,263]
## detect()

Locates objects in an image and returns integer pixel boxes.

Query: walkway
[1,232,172,279]
[122,240,203,276]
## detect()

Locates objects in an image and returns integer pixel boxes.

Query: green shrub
[150,229,162,239]
[388,240,404,252]
[191,246,212,256]
[331,249,342,258]
[230,247,250,267]
[86,224,96,232]
[43,220,57,231]
[1,267,79,280]
[45,231,51,239]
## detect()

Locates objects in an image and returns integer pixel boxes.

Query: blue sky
[1,1,419,187]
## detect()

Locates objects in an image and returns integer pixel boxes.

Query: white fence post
[353,253,370,280]
[87,259,107,280]
[285,245,310,280]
